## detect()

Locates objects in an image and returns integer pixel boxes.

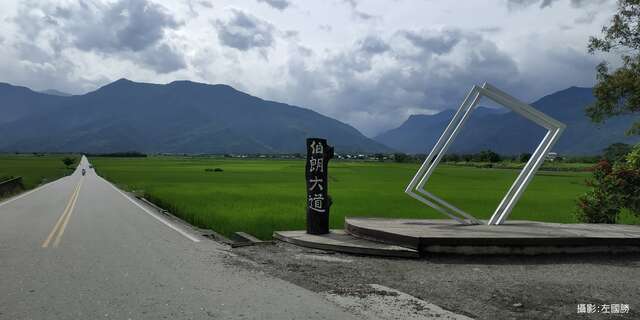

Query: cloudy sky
[0,0,620,136]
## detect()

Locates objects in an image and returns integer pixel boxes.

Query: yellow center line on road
[42,176,84,248]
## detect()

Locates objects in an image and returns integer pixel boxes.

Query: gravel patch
[226,241,640,320]
[325,284,474,320]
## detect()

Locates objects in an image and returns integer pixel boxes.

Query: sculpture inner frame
[405,83,566,225]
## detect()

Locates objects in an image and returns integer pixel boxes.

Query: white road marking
[101,177,201,243]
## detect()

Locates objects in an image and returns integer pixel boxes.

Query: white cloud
[214,8,275,52]
[256,0,291,11]
[0,0,619,136]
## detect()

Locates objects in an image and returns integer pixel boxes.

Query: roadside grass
[0,154,78,199]
[89,156,628,240]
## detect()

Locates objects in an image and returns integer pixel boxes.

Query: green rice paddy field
[0,155,77,192]
[90,157,640,239]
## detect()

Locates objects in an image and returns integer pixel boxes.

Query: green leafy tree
[603,142,633,163]
[576,1,640,223]
[443,153,461,162]
[518,153,532,163]
[587,0,640,135]
[476,150,501,163]
[393,153,411,163]
[576,144,640,223]
[62,157,76,169]
[627,143,640,167]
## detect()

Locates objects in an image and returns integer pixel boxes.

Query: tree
[603,142,633,163]
[442,153,460,162]
[393,153,411,163]
[518,153,532,163]
[477,150,501,163]
[576,1,640,223]
[587,0,640,135]
[576,145,640,223]
[62,157,76,169]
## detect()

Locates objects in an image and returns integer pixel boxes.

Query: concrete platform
[346,218,640,255]
[274,230,419,258]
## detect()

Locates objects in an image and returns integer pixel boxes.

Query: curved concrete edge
[425,244,640,255]
[273,230,419,258]
[345,218,420,250]
[345,217,640,255]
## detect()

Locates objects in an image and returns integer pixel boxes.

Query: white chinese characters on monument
[305,138,334,234]
[405,83,566,225]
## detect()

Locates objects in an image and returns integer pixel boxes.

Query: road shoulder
[229,241,640,320]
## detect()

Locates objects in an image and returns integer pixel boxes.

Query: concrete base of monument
[273,230,419,258]
[345,217,640,255]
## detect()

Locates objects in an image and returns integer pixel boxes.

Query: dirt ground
[226,242,640,320]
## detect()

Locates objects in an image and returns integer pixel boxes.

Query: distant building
[546,152,561,161]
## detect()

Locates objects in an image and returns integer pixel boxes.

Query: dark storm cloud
[199,1,214,8]
[281,28,523,135]
[140,44,188,74]
[11,0,185,73]
[541,0,556,7]
[215,9,275,51]
[256,0,291,10]
[358,36,389,55]
[508,0,609,9]
[400,29,463,55]
[64,0,180,52]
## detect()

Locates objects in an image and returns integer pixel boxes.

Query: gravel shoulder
[227,241,640,320]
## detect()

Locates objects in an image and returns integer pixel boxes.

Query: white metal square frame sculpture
[405,83,566,225]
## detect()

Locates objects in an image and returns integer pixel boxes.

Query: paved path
[0,156,356,319]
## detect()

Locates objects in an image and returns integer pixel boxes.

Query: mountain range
[0,79,389,154]
[0,80,637,155]
[375,87,640,155]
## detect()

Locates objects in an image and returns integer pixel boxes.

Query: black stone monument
[305,138,334,235]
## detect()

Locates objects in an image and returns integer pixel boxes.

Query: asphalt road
[0,156,357,319]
